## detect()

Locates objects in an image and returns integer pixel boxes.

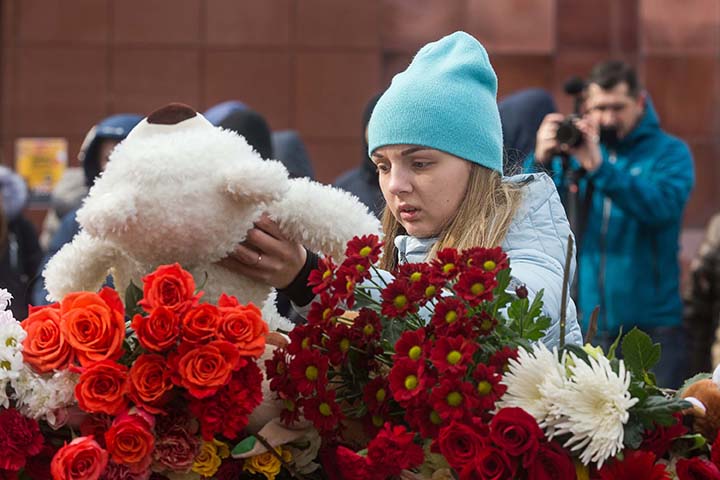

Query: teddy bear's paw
[222,159,290,205]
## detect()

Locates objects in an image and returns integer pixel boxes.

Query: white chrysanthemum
[13,368,79,428]
[0,379,10,408]
[0,289,12,311]
[547,353,638,468]
[496,344,567,423]
[0,313,26,384]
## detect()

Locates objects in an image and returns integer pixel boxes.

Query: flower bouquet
[267,235,711,479]
[0,264,319,480]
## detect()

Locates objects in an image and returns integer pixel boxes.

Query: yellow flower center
[305,365,319,381]
[404,375,418,390]
[446,350,462,365]
[346,280,354,291]
[481,318,493,331]
[446,391,463,407]
[322,269,332,280]
[483,260,496,271]
[477,380,492,396]
[301,338,311,349]
[340,338,350,353]
[356,264,366,273]
[442,263,455,274]
[393,295,407,309]
[284,399,295,411]
[0,360,10,370]
[372,415,384,427]
[375,388,386,402]
[410,272,422,282]
[363,324,375,336]
[445,311,458,324]
[277,363,285,375]
[408,345,422,361]
[470,283,485,295]
[359,246,372,257]
[425,285,436,297]
[430,410,442,425]
[319,402,332,416]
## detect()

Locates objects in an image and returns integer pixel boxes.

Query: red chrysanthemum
[330,267,358,309]
[381,279,418,318]
[454,270,496,306]
[430,298,469,336]
[393,329,427,363]
[429,248,461,283]
[286,323,322,355]
[597,449,668,480]
[344,234,383,265]
[303,389,343,433]
[265,348,290,393]
[472,364,506,411]
[472,311,498,336]
[363,377,390,414]
[430,378,479,422]
[389,357,428,406]
[430,335,476,377]
[458,246,508,274]
[288,348,329,396]
[349,308,382,345]
[489,346,519,373]
[404,398,446,439]
[307,256,337,295]
[325,323,353,365]
[305,293,344,327]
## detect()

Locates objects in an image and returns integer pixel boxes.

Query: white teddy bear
[42,104,380,330]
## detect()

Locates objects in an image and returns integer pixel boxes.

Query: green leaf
[678,372,712,397]
[623,419,645,449]
[606,326,623,360]
[621,327,661,374]
[563,343,591,364]
[632,395,692,427]
[671,433,708,457]
[523,316,551,341]
[124,281,144,318]
[232,435,257,456]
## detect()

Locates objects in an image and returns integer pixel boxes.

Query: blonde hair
[379,163,524,270]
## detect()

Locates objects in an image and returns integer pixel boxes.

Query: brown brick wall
[1,0,719,232]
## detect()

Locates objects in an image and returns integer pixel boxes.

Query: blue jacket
[524,100,695,334]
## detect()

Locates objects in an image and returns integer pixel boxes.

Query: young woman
[222,32,583,348]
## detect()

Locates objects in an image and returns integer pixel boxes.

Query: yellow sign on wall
[15,138,68,203]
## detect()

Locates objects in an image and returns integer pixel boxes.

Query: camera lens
[555,117,583,148]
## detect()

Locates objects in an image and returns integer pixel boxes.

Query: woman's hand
[219,214,307,289]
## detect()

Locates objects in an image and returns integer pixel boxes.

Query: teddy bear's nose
[146,103,197,125]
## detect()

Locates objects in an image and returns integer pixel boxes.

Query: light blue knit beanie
[368,31,503,173]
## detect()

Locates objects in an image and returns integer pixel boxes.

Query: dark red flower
[288,348,329,396]
[641,413,687,458]
[303,389,343,433]
[286,323,322,355]
[454,270,496,306]
[526,441,576,480]
[330,267,359,309]
[676,457,720,480]
[265,348,290,392]
[325,323,353,365]
[472,364,506,411]
[405,395,447,439]
[335,446,371,480]
[344,234,383,265]
[430,298,469,336]
[0,408,44,471]
[305,293,344,327]
[363,377,390,414]
[473,311,498,336]
[307,256,337,295]
[436,420,488,470]
[598,449,669,480]
[389,357,428,406]
[429,248,461,283]
[431,378,479,422]
[367,423,424,476]
[349,308,382,345]
[460,445,516,480]
[490,407,544,467]
[381,279,418,318]
[459,246,508,274]
[489,346,519,373]
[393,329,426,362]
[430,335,476,376]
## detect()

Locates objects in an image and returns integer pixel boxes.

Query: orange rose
[131,306,180,352]
[61,288,125,367]
[50,436,108,480]
[128,354,173,413]
[104,411,155,474]
[139,263,201,315]
[217,294,268,358]
[181,304,220,344]
[171,340,242,399]
[75,360,129,415]
[21,304,74,373]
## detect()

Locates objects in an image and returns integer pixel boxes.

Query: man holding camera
[526,60,695,387]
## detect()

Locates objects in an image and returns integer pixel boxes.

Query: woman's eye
[412,161,430,169]
[375,164,389,173]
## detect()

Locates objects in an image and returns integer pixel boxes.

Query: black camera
[555,115,583,149]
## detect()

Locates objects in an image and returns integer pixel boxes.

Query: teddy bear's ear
[221,159,290,204]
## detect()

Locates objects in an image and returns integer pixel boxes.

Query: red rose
[597,450,668,480]
[139,263,201,315]
[676,457,720,479]
[131,307,180,353]
[171,340,242,399]
[490,407,544,467]
[21,304,74,373]
[128,354,174,413]
[527,442,576,480]
[217,295,268,358]
[181,304,220,344]
[0,408,44,471]
[436,420,488,470]
[104,412,155,474]
[75,360,129,415]
[460,446,516,480]
[50,436,108,480]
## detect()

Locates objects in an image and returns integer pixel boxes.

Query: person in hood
[272,130,315,180]
[222,32,583,349]
[525,60,695,387]
[498,88,556,175]
[32,114,142,305]
[0,165,42,320]
[333,93,385,218]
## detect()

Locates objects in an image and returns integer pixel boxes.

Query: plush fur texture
[42,105,381,331]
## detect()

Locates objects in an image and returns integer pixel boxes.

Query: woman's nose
[386,166,412,196]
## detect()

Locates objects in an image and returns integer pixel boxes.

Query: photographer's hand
[534,113,565,165]
[571,118,602,173]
